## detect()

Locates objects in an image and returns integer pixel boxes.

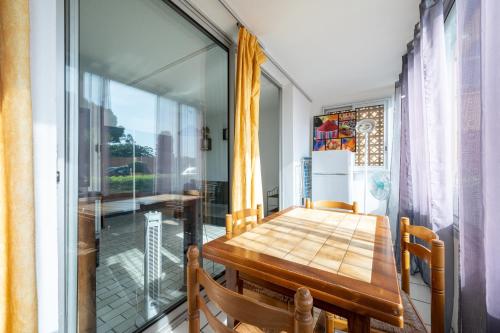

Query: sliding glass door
[259,74,281,216]
[73,1,229,331]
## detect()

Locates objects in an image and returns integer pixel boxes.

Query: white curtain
[156,97,179,194]
[457,0,500,330]
[386,80,401,245]
[392,1,455,330]
[180,104,203,191]
[81,72,109,193]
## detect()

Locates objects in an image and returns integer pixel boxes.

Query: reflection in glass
[76,1,228,331]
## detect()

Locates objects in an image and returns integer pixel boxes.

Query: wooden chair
[187,246,314,333]
[332,217,445,333]
[225,204,295,310]
[305,198,359,214]
[225,204,262,239]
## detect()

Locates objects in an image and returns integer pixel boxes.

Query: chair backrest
[225,204,262,239]
[400,217,444,333]
[187,246,313,333]
[305,198,358,214]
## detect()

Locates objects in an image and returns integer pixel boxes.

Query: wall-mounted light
[201,126,212,151]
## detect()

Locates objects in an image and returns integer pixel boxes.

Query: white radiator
[144,211,162,317]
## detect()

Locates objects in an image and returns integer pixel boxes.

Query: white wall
[291,87,313,206]
[204,112,228,182]
[30,0,64,332]
[279,85,313,208]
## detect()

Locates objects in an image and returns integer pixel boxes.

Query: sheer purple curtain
[457,0,500,331]
[392,1,455,330]
[386,79,401,243]
[398,56,411,230]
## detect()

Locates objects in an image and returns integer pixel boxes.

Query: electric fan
[355,119,376,213]
[370,171,391,200]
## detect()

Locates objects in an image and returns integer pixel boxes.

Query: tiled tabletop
[226,207,377,283]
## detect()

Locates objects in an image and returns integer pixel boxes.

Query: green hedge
[107,174,155,194]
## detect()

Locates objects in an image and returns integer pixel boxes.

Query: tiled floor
[172,299,228,333]
[409,273,432,332]
[95,209,225,333]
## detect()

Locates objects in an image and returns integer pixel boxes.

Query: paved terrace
[95,209,225,333]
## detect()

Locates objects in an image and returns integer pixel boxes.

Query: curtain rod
[216,0,313,102]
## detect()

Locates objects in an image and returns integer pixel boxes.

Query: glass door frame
[63,0,233,331]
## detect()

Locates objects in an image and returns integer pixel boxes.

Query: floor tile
[202,324,214,333]
[410,273,427,286]
[216,311,227,325]
[410,282,431,303]
[411,299,431,325]
[172,320,189,333]
[94,211,226,332]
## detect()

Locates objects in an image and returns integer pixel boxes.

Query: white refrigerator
[312,150,354,203]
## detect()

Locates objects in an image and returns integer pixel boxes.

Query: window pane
[76,1,228,332]
[321,104,386,167]
[355,105,385,167]
[260,74,281,216]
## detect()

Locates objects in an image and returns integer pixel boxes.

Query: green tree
[108,142,154,157]
[106,125,125,143]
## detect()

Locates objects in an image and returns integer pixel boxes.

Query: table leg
[225,267,238,328]
[348,313,370,333]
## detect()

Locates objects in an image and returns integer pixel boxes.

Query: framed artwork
[314,111,356,151]
[313,139,326,151]
[314,114,338,139]
[326,139,341,150]
[339,120,356,138]
[341,137,356,152]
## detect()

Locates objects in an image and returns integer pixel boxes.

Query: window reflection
[76,1,228,331]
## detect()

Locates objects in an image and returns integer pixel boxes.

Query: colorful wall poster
[339,120,356,138]
[341,137,356,152]
[326,139,341,150]
[314,114,338,139]
[313,111,356,152]
[313,139,326,151]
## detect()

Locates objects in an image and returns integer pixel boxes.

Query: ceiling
[80,0,420,115]
[80,0,228,113]
[222,0,420,109]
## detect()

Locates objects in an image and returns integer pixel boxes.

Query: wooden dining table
[202,206,403,332]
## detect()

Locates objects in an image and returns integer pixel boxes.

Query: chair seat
[370,291,427,333]
[242,280,294,311]
[243,282,427,333]
[242,280,324,333]
[235,323,265,333]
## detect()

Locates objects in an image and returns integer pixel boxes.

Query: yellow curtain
[0,0,38,332]
[231,27,266,215]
